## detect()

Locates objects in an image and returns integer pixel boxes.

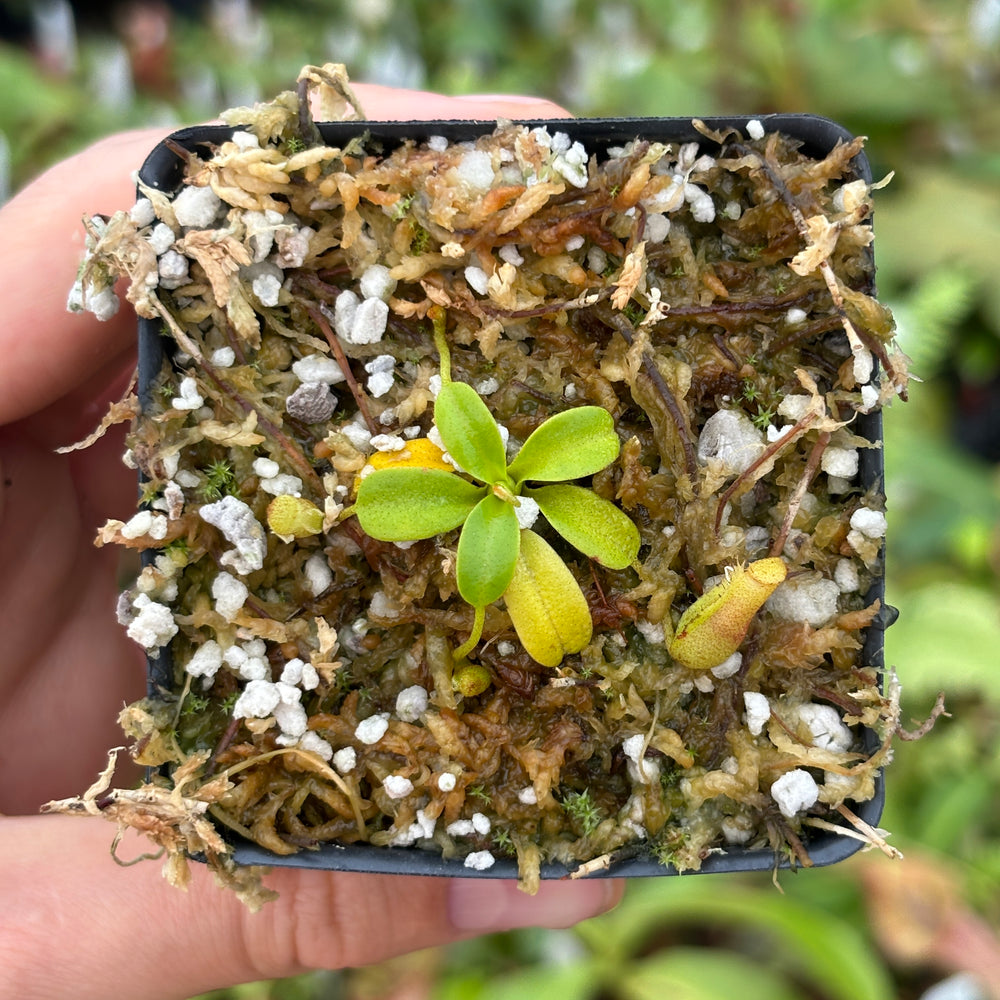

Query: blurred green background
[3,0,997,996]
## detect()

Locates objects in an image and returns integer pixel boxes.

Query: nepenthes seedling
[353,308,640,668]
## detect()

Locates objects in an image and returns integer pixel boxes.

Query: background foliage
[3,0,998,997]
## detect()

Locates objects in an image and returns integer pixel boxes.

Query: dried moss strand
[295,75,324,149]
[151,296,324,494]
[307,303,378,434]
[601,307,699,482]
[733,142,905,390]
[714,412,817,534]
[206,371,324,497]
[770,430,830,557]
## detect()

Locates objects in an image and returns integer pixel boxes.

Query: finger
[0,128,173,427]
[3,816,622,1000]
[351,83,573,121]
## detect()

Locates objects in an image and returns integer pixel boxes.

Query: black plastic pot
[137,114,889,880]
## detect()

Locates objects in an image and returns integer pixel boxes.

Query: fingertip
[448,876,623,933]
[452,93,574,120]
[350,83,573,122]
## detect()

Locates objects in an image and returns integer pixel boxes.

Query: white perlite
[199,496,266,574]
[354,713,390,745]
[710,651,743,679]
[280,657,319,690]
[158,249,189,289]
[697,409,766,476]
[225,641,268,681]
[794,703,854,752]
[743,691,771,735]
[850,507,887,539]
[777,394,813,421]
[212,571,248,620]
[211,346,235,367]
[172,184,222,228]
[252,273,282,307]
[359,263,396,302]
[121,510,168,540]
[365,353,396,397]
[383,774,414,799]
[821,445,859,479]
[130,198,156,226]
[171,376,204,411]
[766,574,841,628]
[274,684,308,738]
[147,222,176,255]
[333,746,357,774]
[463,850,496,871]
[395,685,429,722]
[185,639,223,680]
[292,354,346,385]
[233,679,281,720]
[126,594,178,649]
[770,769,820,818]
[297,730,334,761]
[351,296,389,345]
[304,553,333,596]
[390,809,437,846]
[834,557,860,593]
[622,734,658,783]
[456,149,495,190]
[645,212,671,243]
[514,495,540,530]
[253,457,280,479]
[438,772,457,793]
[464,265,490,295]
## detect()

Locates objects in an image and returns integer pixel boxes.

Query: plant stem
[431,306,452,384]
[453,604,485,661]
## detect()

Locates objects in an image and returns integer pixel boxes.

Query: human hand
[0,86,623,1000]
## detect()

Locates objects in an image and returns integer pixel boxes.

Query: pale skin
[0,86,623,1000]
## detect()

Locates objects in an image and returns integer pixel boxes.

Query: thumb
[2,815,623,1000]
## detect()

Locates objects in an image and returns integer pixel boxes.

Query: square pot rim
[137,112,888,880]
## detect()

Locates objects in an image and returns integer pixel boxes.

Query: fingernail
[449,878,621,932]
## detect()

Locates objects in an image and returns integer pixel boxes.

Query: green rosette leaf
[527,484,640,569]
[456,493,520,607]
[434,381,508,484]
[507,406,620,484]
[355,467,483,541]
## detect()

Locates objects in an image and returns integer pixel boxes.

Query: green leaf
[456,494,520,607]
[507,406,620,484]
[503,529,593,667]
[471,961,597,1000]
[435,381,509,484]
[621,947,806,1000]
[577,879,894,1000]
[355,467,483,541]
[528,484,640,569]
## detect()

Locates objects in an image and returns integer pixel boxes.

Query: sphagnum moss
[53,66,925,899]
